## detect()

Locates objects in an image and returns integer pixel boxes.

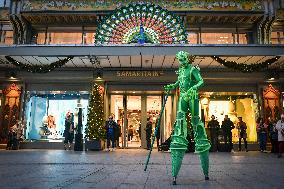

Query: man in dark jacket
[236,117,248,152]
[114,120,121,147]
[146,117,152,150]
[221,115,235,152]
[207,115,219,151]
[105,116,117,151]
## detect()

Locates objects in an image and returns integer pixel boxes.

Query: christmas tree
[85,83,106,140]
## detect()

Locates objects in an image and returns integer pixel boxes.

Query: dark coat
[208,120,219,130]
[114,124,121,140]
[146,121,152,138]
[221,119,234,134]
[64,116,74,137]
[105,120,117,135]
[236,121,247,138]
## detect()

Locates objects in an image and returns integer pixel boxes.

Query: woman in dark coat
[64,112,74,150]
[114,120,121,147]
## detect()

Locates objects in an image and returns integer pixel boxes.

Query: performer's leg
[190,99,211,180]
[170,98,189,184]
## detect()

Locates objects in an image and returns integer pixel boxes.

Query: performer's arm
[192,69,204,90]
[164,80,179,91]
[185,68,203,98]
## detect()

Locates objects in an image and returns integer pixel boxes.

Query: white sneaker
[111,148,114,152]
[231,149,235,153]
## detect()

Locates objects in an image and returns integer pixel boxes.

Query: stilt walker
[164,51,211,185]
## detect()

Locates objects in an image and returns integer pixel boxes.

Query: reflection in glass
[127,96,141,147]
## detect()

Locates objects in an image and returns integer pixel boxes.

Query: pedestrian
[256,118,268,152]
[146,117,152,150]
[138,124,141,140]
[236,117,248,152]
[207,115,219,152]
[6,123,18,150]
[269,119,278,154]
[64,112,74,150]
[128,125,134,142]
[275,114,284,158]
[114,120,121,147]
[155,122,161,150]
[105,115,117,151]
[221,115,235,152]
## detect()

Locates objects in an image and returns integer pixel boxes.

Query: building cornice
[0,44,284,56]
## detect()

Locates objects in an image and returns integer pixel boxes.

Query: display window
[25,91,89,141]
[200,92,258,142]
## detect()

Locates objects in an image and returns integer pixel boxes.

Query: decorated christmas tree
[85,83,106,140]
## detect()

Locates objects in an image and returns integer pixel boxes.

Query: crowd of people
[206,113,284,158]
[5,112,284,158]
[256,114,284,158]
[207,115,248,152]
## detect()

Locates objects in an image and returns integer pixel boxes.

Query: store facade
[0,64,283,148]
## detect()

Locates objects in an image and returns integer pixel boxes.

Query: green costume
[165,51,211,185]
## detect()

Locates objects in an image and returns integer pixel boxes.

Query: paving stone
[0,149,283,189]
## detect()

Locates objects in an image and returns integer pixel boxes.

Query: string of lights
[5,56,74,73]
[211,56,281,73]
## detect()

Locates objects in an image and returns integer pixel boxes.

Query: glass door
[126,96,141,147]
[110,93,174,149]
[147,96,161,148]
[110,95,124,147]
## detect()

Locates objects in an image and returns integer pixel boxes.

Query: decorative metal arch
[95,3,187,44]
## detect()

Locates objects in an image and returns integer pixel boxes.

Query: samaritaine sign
[116,71,164,77]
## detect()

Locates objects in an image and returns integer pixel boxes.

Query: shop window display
[25,91,89,141]
[200,92,258,143]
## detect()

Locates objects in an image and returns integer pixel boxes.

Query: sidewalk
[0,149,283,189]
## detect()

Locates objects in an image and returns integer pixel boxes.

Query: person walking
[207,115,219,152]
[269,120,278,154]
[6,123,18,150]
[275,114,284,158]
[155,123,161,150]
[114,120,121,147]
[105,115,117,151]
[64,112,74,150]
[128,125,134,142]
[146,117,152,150]
[256,118,268,152]
[221,115,235,152]
[236,117,248,152]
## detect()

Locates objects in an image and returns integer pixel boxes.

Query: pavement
[0,149,283,189]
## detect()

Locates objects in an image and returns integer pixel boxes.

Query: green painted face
[176,51,189,66]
